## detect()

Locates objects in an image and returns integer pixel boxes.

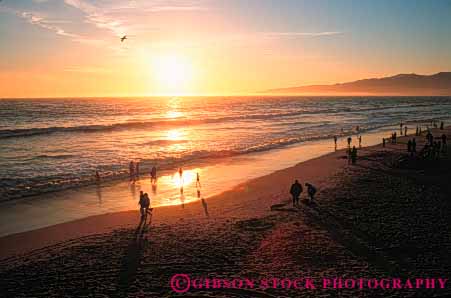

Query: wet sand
[1,127,450,297]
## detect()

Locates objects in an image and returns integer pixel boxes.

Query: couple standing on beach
[290,180,317,207]
[139,191,152,219]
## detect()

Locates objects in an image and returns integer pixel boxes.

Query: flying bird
[120,35,127,42]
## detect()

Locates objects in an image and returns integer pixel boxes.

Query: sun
[152,54,193,93]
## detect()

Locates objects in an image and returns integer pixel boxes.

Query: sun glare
[152,55,193,93]
[172,169,197,188]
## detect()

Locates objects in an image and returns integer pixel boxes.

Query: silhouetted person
[196,172,201,189]
[178,167,183,181]
[400,122,403,135]
[416,126,419,136]
[412,138,417,153]
[290,180,303,207]
[351,146,357,164]
[150,166,157,184]
[334,136,338,150]
[358,135,362,148]
[138,191,146,219]
[201,198,209,217]
[382,138,386,147]
[141,193,152,223]
[305,183,317,202]
[393,132,397,144]
[347,137,352,148]
[407,139,412,154]
[440,122,444,130]
[404,126,408,136]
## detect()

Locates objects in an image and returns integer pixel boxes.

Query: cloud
[18,11,78,37]
[10,9,104,45]
[264,31,343,38]
[63,0,126,37]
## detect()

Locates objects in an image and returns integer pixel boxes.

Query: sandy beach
[1,127,450,298]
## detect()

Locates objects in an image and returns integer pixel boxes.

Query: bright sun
[153,55,193,93]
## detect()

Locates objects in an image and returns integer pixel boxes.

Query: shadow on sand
[117,210,153,292]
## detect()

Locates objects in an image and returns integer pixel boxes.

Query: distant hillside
[264,72,451,95]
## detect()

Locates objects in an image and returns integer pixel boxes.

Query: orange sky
[1,0,450,97]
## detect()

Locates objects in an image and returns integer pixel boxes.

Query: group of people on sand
[422,131,447,159]
[332,133,360,163]
[129,161,141,182]
[290,180,317,207]
[383,121,447,160]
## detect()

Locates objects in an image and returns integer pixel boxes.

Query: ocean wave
[33,154,76,160]
[0,105,417,139]
[140,139,189,146]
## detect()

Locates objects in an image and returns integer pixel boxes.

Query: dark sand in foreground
[1,128,450,297]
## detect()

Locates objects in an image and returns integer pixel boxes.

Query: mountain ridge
[264,72,451,95]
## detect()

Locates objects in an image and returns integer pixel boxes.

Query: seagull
[120,35,127,42]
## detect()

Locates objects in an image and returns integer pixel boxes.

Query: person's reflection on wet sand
[151,183,157,194]
[180,193,185,208]
[130,183,136,200]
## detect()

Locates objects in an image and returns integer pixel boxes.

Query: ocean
[1,96,450,201]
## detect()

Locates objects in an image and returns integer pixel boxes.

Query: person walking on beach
[139,191,146,219]
[334,136,338,150]
[440,122,444,130]
[412,138,417,154]
[358,135,362,148]
[196,172,201,189]
[347,136,352,148]
[178,167,184,184]
[400,122,403,135]
[351,146,357,164]
[290,180,303,207]
[129,161,135,182]
[407,139,412,155]
[382,138,386,147]
[404,126,408,136]
[150,166,157,184]
[305,183,317,202]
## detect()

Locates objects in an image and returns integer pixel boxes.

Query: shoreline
[1,125,446,259]
[0,124,410,238]
[1,126,450,297]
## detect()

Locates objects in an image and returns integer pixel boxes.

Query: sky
[1,0,451,97]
